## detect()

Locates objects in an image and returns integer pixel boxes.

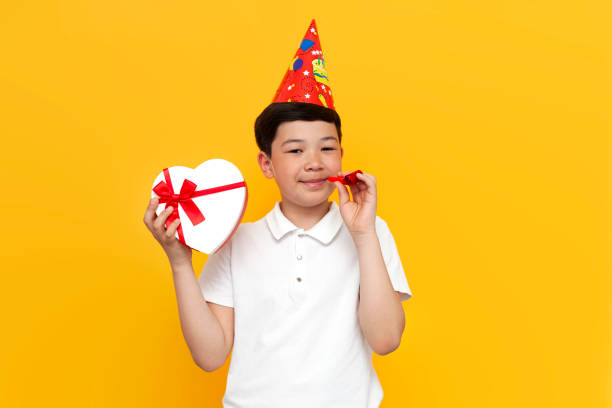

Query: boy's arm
[171,260,233,371]
[332,172,405,355]
[143,197,234,371]
[143,198,231,372]
[355,232,405,355]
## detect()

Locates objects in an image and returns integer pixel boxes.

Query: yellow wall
[1,1,609,406]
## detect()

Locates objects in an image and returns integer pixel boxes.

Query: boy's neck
[279,200,332,231]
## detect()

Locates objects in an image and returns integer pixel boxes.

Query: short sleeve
[375,217,413,302]
[197,239,234,307]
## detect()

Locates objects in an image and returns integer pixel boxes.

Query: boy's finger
[153,205,174,231]
[348,183,360,199]
[335,181,350,206]
[357,172,375,184]
[165,218,181,238]
[356,173,377,197]
[143,197,159,226]
[356,172,374,190]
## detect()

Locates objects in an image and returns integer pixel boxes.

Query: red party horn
[328,170,363,185]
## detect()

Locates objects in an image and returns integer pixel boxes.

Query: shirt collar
[265,201,344,245]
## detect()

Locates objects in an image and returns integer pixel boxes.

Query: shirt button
[296,277,302,282]
[297,255,302,260]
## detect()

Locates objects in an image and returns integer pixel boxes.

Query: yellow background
[0,0,609,406]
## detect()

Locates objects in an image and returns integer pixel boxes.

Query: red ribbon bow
[152,168,246,245]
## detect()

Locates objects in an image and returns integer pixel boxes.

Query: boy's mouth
[300,178,327,188]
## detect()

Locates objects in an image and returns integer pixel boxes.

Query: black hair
[254,102,342,157]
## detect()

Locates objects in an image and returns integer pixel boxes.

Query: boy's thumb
[335,181,349,205]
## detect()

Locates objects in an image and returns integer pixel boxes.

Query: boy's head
[255,102,342,157]
[255,102,344,209]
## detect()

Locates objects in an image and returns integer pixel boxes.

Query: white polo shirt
[198,200,412,408]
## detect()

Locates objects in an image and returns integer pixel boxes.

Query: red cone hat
[271,19,335,110]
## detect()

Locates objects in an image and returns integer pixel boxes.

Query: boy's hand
[333,171,377,238]
[143,197,192,267]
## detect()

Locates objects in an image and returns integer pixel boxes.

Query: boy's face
[257,120,343,209]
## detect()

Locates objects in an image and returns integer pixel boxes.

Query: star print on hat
[271,19,335,110]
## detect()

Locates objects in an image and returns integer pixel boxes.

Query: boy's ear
[340,146,344,159]
[257,151,275,179]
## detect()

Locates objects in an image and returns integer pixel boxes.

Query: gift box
[150,159,248,254]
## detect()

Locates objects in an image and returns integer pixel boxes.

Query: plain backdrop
[0,0,609,407]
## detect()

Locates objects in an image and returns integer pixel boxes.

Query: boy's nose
[304,153,323,171]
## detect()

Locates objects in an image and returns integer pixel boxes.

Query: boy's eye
[287,147,335,153]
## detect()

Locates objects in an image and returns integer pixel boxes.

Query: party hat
[271,19,335,110]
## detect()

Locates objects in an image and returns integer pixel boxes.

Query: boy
[143,19,412,407]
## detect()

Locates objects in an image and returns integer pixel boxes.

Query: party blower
[328,170,363,185]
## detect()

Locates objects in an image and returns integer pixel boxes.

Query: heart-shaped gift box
[150,159,248,254]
